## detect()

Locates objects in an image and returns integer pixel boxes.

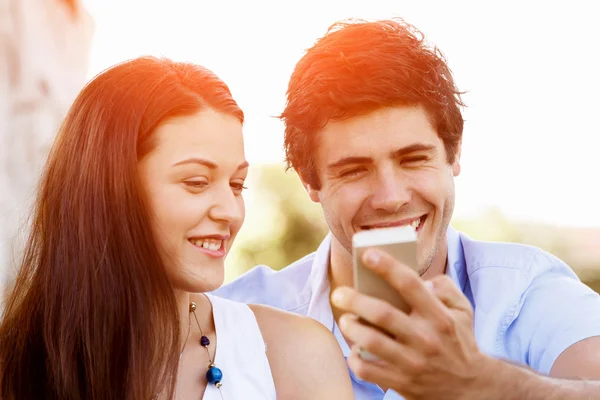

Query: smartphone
[352,225,418,360]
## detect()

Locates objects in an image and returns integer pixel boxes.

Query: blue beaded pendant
[206,365,223,387]
[200,335,210,347]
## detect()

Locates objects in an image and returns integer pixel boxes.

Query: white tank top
[202,294,276,400]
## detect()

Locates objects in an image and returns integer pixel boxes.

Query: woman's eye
[230,182,248,194]
[184,180,208,189]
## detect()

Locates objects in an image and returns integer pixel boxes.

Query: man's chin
[417,263,433,277]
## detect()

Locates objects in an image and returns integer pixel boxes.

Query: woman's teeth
[191,239,222,251]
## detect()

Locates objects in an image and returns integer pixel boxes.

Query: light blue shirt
[213,226,600,399]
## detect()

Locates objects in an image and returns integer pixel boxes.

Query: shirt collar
[306,234,355,358]
[446,225,468,292]
[305,233,335,331]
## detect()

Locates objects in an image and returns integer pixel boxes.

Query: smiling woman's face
[138,108,248,293]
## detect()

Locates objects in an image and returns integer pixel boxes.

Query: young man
[215,19,600,399]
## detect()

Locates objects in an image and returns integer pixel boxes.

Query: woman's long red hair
[0,56,243,399]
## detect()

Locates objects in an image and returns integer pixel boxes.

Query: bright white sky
[82,0,600,227]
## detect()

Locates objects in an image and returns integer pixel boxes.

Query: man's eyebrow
[326,156,372,170]
[326,143,436,170]
[390,143,436,158]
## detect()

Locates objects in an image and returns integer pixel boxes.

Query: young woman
[0,57,354,400]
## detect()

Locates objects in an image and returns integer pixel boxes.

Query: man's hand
[332,247,600,400]
[331,247,491,399]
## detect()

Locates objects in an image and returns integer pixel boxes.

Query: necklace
[189,300,224,393]
[155,298,224,400]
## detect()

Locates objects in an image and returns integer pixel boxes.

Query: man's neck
[328,238,354,325]
[422,235,450,280]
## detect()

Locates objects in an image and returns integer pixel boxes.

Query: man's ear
[298,171,320,203]
[305,183,320,203]
[452,141,462,177]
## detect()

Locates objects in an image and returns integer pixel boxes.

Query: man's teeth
[191,239,222,251]
[410,218,422,230]
[364,217,422,230]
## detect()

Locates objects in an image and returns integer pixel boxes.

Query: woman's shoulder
[248,304,354,399]
[249,303,331,340]
[209,297,335,347]
[208,294,326,338]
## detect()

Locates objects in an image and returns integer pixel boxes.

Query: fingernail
[424,280,434,291]
[331,289,345,305]
[338,314,349,329]
[363,249,381,266]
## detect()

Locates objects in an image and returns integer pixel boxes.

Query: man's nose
[369,167,411,213]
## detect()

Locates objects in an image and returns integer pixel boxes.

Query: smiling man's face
[303,105,461,276]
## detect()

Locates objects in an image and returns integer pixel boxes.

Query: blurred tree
[0,0,93,300]
[451,207,524,243]
[225,164,328,281]
[453,209,600,292]
[588,279,600,293]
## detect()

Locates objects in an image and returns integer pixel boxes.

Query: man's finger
[347,342,424,392]
[338,312,408,364]
[347,351,406,389]
[331,287,417,342]
[430,275,472,312]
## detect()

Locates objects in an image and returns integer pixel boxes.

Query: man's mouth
[360,215,426,233]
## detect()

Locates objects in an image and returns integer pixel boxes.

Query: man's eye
[340,168,365,178]
[403,156,428,165]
